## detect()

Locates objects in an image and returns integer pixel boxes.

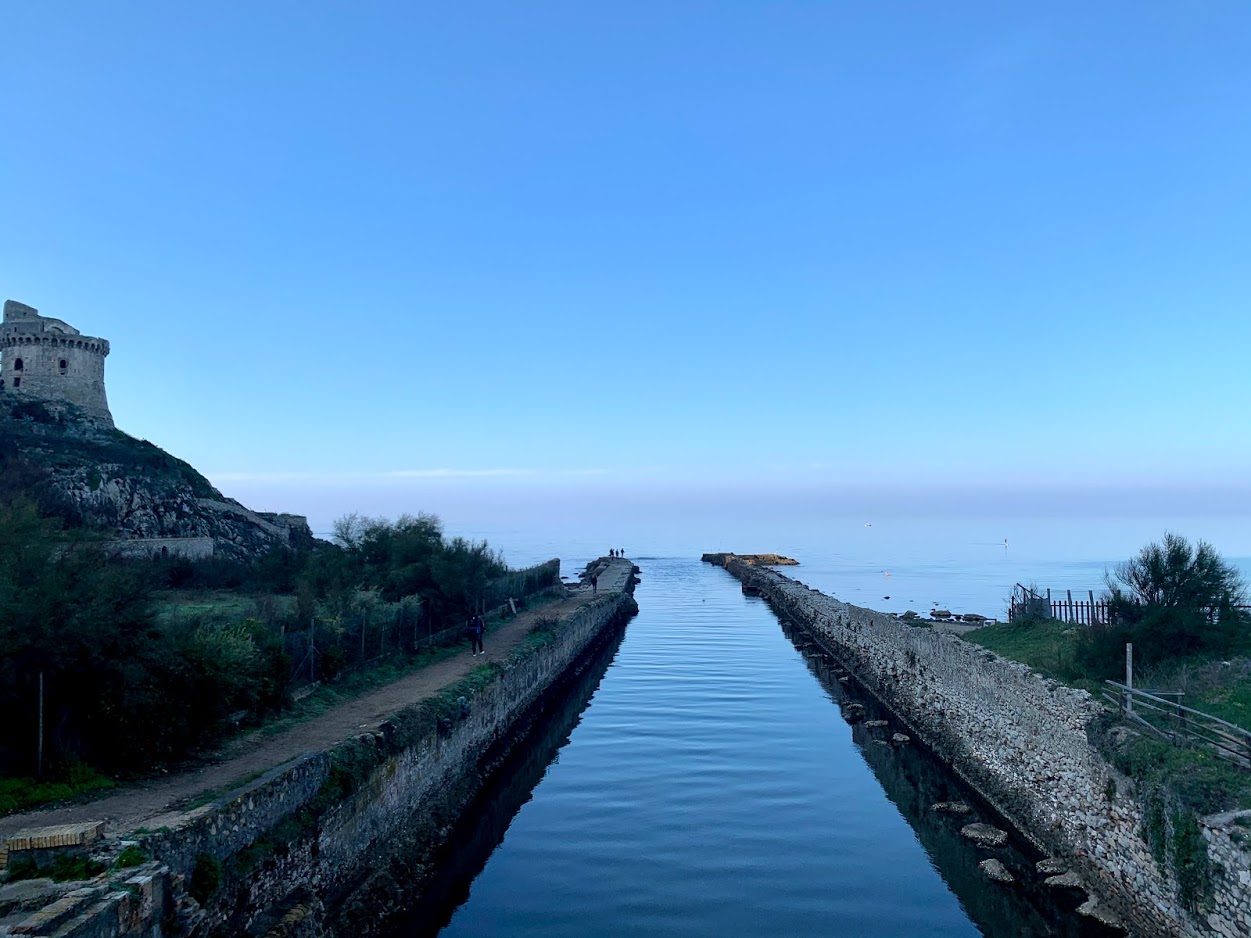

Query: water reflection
[379,561,1121,938]
[384,627,626,936]
[784,620,1119,938]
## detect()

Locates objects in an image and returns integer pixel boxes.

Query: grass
[965,618,1103,694]
[6,853,107,883]
[967,617,1251,813]
[1145,658,1251,732]
[153,589,292,625]
[178,761,294,812]
[1099,726,1251,814]
[0,764,117,817]
[113,844,151,869]
[237,594,566,743]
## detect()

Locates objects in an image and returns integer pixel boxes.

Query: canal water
[390,557,1109,938]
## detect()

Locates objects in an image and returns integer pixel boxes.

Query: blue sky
[3,3,1249,530]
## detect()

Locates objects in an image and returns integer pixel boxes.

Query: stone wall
[142,591,638,936]
[727,561,1250,938]
[103,537,217,560]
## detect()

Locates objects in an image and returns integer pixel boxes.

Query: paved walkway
[576,555,636,595]
[0,557,636,842]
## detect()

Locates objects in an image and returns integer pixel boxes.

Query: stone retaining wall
[727,560,1250,938]
[146,591,637,936]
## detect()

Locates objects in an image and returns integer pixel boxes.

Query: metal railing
[1103,680,1251,768]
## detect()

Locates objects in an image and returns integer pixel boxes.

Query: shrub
[114,844,150,868]
[1077,534,1250,677]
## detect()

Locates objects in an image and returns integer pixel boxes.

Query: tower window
[59,359,68,374]
[13,358,22,371]
[13,377,19,388]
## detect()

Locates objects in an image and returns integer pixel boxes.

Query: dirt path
[0,565,630,841]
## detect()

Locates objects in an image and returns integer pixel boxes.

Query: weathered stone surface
[979,858,1015,884]
[1036,858,1068,876]
[1044,871,1086,891]
[701,552,798,567]
[891,733,911,745]
[931,801,973,815]
[961,823,1008,847]
[1077,897,1125,931]
[864,719,890,728]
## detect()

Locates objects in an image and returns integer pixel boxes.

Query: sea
[319,504,1249,937]
[441,509,1251,620]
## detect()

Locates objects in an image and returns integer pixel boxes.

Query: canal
[389,557,1106,937]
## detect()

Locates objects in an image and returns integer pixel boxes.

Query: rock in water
[960,823,1008,847]
[931,801,972,815]
[1077,898,1124,932]
[864,719,889,728]
[891,733,910,745]
[1043,871,1086,891]
[979,859,1015,884]
[1035,858,1068,876]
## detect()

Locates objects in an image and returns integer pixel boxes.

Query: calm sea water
[448,511,1251,620]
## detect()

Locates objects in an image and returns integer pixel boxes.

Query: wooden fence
[1102,681,1251,769]
[1009,584,1111,625]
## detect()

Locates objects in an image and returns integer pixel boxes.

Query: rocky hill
[0,396,314,559]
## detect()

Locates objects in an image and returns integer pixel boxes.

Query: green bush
[1077,534,1250,679]
[114,844,151,868]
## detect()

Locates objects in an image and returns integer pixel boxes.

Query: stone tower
[0,299,114,427]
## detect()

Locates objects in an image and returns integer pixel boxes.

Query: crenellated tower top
[1,299,114,426]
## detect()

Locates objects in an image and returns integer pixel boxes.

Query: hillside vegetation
[0,409,562,812]
[969,534,1251,818]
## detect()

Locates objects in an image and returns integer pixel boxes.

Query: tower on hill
[0,299,114,427]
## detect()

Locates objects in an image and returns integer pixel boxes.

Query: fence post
[1125,643,1134,716]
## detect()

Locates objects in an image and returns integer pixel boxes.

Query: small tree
[1081,533,1250,675]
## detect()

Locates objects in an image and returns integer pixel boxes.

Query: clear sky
[3,2,1249,530]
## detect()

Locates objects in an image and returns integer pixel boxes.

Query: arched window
[13,358,22,371]
[59,359,68,374]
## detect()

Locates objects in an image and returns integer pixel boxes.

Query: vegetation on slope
[0,494,559,811]
[970,534,1251,822]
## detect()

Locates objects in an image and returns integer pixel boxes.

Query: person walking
[591,573,598,595]
[467,613,485,656]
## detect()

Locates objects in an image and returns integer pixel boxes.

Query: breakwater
[716,557,1250,938]
[105,588,638,937]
